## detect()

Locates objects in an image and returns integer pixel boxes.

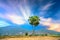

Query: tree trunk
[32,25,35,35]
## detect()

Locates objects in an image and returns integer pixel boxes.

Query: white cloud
[0,0,32,25]
[39,2,55,16]
[48,23,60,32]
[40,17,52,26]
[0,13,25,25]
[19,5,31,20]
[40,17,60,32]
[41,2,54,11]
[6,14,25,25]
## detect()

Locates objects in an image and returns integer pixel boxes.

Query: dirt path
[0,36,60,40]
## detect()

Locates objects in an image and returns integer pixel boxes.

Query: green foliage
[44,34,48,36]
[28,16,40,26]
[25,32,28,36]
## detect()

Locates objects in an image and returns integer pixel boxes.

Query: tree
[28,16,40,35]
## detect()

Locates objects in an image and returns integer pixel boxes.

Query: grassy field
[0,36,60,40]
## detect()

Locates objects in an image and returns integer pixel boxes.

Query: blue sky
[0,0,60,32]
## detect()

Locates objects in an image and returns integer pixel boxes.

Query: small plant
[25,32,28,36]
[45,34,48,36]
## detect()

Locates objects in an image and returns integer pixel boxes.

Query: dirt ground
[0,36,60,40]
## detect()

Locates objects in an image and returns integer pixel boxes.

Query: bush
[25,32,28,36]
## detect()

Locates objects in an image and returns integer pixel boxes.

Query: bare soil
[0,36,60,40]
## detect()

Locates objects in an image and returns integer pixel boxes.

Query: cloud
[5,14,25,25]
[40,17,51,26]
[48,23,60,32]
[39,2,55,16]
[0,0,32,25]
[19,5,32,20]
[0,13,25,25]
[41,2,55,11]
[0,0,31,25]
[40,17,60,32]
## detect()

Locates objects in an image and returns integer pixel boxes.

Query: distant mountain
[0,25,60,36]
[35,29,60,35]
[0,25,29,36]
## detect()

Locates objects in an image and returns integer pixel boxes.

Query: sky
[0,0,60,32]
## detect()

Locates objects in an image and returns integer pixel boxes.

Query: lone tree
[28,16,40,35]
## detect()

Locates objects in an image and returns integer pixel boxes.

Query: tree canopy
[28,16,40,26]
